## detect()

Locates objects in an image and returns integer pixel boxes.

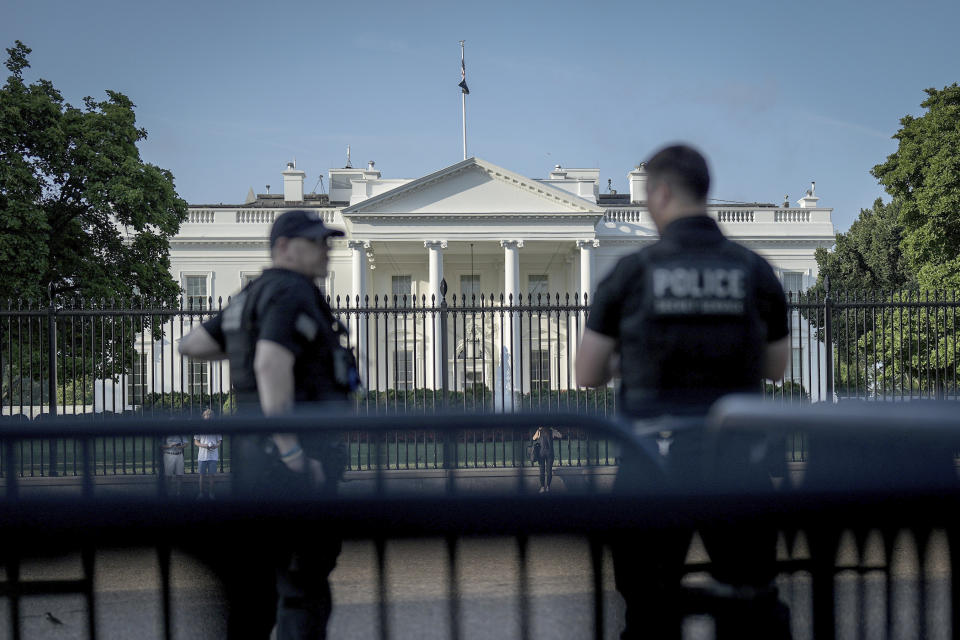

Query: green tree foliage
[0,41,186,303]
[804,85,960,398]
[0,41,187,403]
[872,83,960,290]
[813,198,915,293]
[806,200,917,396]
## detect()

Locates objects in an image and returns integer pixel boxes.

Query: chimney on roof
[282,161,306,202]
[549,164,567,179]
[796,180,820,209]
[628,163,647,203]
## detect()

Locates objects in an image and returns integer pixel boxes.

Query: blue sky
[4,0,959,233]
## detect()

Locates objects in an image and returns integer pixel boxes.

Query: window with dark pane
[460,274,480,303]
[528,274,548,303]
[392,275,412,306]
[184,275,208,311]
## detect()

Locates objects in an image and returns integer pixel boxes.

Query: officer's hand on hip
[280,447,326,487]
[307,458,326,487]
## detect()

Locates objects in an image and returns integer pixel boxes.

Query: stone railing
[715,210,755,223]
[602,209,644,223]
[184,209,341,225]
[235,210,277,224]
[234,209,339,224]
[603,207,826,226]
[775,209,812,222]
[188,210,216,224]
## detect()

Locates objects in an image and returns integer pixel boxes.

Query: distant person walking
[532,427,562,493]
[195,410,221,500]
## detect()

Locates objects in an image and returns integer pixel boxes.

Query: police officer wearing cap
[180,208,358,639]
[576,145,790,639]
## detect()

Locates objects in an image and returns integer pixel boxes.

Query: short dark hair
[645,144,710,201]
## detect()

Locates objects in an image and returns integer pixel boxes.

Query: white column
[576,239,599,303]
[348,240,369,387]
[425,240,447,389]
[574,239,599,384]
[501,240,523,305]
[348,240,368,306]
[500,240,523,406]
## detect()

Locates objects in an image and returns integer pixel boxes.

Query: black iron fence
[1,405,959,639]
[0,289,958,475]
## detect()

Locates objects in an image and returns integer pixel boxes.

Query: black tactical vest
[219,269,358,406]
[618,223,768,416]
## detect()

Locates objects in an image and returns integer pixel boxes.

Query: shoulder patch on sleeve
[295,313,319,342]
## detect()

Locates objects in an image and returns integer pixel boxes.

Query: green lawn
[1,434,616,476]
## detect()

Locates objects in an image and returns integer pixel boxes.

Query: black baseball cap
[269,209,345,247]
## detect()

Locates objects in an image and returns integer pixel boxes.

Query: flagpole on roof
[459,40,468,160]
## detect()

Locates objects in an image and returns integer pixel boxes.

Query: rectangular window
[790,347,804,382]
[529,348,550,389]
[392,275,412,306]
[240,272,260,289]
[460,274,481,303]
[782,271,804,293]
[184,275,208,311]
[187,358,209,396]
[127,352,148,406]
[394,350,414,387]
[528,274,549,302]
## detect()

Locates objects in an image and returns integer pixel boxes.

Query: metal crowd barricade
[706,397,960,640]
[1,405,960,638]
[0,412,634,640]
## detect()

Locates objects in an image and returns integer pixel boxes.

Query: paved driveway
[0,531,950,639]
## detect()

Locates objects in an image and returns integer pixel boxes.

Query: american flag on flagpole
[458,49,470,95]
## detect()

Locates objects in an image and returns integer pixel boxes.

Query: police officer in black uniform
[180,209,357,640]
[576,145,790,639]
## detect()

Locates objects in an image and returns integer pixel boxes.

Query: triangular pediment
[342,157,602,216]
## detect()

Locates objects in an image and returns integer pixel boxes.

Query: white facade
[172,157,834,306]
[115,157,836,410]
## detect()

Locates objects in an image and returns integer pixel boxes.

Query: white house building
[113,157,835,411]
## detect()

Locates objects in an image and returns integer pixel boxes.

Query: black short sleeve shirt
[202,268,347,404]
[587,215,788,417]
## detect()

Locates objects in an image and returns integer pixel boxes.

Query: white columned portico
[576,239,599,303]
[500,240,524,407]
[425,240,447,389]
[348,240,369,385]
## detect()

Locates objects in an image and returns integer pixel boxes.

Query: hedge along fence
[352,387,617,415]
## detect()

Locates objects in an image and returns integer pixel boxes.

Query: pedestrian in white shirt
[195,409,222,499]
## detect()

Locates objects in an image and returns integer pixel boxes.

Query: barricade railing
[2,404,960,638]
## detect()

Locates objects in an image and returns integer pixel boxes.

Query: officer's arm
[576,329,618,387]
[253,340,296,416]
[253,340,322,477]
[763,336,789,380]
[179,327,227,361]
